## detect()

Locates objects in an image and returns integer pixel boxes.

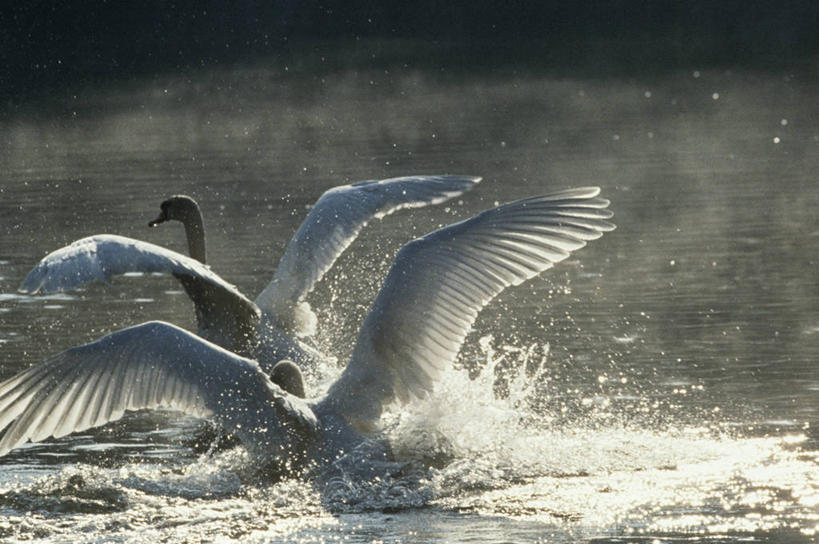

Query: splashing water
[381,335,818,536]
[0,331,816,542]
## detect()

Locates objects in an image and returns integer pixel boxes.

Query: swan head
[270,359,306,398]
[148,195,201,227]
[148,195,207,263]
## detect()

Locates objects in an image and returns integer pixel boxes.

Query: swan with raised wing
[19,176,480,372]
[0,187,615,474]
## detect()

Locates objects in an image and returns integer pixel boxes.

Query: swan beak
[148,212,167,227]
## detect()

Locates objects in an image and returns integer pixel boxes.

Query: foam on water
[381,335,818,536]
[0,336,816,542]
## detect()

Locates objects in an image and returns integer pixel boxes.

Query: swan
[19,175,481,372]
[0,187,615,473]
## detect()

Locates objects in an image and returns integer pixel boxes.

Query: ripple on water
[0,337,816,542]
[0,293,77,303]
[380,337,818,536]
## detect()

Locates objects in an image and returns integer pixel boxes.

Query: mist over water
[0,58,817,542]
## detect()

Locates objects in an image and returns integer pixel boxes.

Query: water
[0,60,817,542]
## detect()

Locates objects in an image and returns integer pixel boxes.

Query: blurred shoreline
[4,0,819,112]
[3,38,818,122]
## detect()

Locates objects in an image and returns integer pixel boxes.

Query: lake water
[0,58,817,542]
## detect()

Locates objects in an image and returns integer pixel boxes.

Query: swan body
[1,187,615,473]
[20,175,481,372]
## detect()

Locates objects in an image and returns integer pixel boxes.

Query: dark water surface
[0,62,817,542]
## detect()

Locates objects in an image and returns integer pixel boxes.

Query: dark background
[3,1,819,107]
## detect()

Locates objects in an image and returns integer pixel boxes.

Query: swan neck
[183,211,207,264]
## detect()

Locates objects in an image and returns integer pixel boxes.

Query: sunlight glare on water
[2,336,814,542]
[385,336,818,539]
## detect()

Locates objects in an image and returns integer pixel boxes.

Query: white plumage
[0,321,316,462]
[1,187,615,471]
[20,175,481,372]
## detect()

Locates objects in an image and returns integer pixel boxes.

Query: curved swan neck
[183,211,207,264]
[151,195,207,263]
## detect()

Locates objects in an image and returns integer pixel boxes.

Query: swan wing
[20,235,260,355]
[254,175,481,333]
[0,321,316,459]
[321,187,615,423]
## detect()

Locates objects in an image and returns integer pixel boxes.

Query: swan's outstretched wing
[0,321,316,460]
[20,235,260,355]
[321,187,615,423]
[255,175,481,333]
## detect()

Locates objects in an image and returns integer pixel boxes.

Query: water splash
[374,334,818,535]
[0,338,815,542]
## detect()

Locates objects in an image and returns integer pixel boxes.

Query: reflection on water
[0,60,817,542]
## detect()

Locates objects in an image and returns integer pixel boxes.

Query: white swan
[0,187,615,473]
[19,175,480,372]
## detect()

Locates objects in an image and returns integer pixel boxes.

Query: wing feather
[322,187,615,422]
[255,175,481,332]
[0,321,316,458]
[19,235,260,355]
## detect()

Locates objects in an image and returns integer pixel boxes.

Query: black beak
[148,212,167,227]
